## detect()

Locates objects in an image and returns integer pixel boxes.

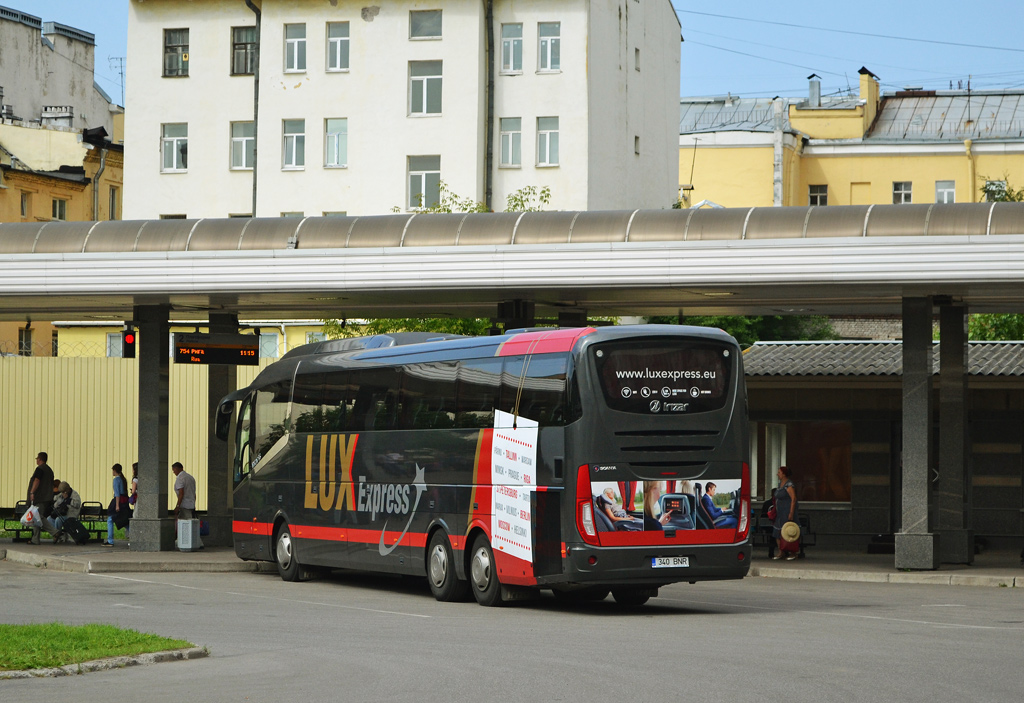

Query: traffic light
[122,328,136,358]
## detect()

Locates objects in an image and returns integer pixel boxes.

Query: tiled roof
[866,91,1024,141]
[680,97,795,134]
[744,341,1024,377]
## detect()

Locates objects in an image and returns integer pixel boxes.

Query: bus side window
[234,396,253,486]
[455,358,502,428]
[254,381,292,461]
[501,354,569,426]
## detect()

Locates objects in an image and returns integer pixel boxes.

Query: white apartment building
[123,0,681,218]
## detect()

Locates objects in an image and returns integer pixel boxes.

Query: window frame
[160,123,188,173]
[892,181,912,204]
[106,332,124,358]
[230,121,255,170]
[537,116,559,167]
[409,10,442,40]
[284,23,307,73]
[499,117,522,168]
[324,118,348,168]
[18,326,33,356]
[935,180,956,204]
[20,191,30,218]
[409,60,443,116]
[408,155,441,211]
[163,28,189,77]
[259,332,280,359]
[538,22,561,72]
[108,186,119,220]
[231,26,257,76]
[326,22,350,71]
[282,119,306,170]
[51,198,67,221]
[809,184,828,206]
[501,23,523,74]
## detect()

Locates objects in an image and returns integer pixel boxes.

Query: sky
[14,0,1024,105]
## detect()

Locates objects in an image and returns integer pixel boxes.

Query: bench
[3,501,35,541]
[3,500,110,544]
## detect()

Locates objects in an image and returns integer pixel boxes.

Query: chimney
[807,74,821,107]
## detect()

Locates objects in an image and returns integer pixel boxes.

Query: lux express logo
[615,369,717,381]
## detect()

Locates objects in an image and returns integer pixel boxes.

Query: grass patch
[0,623,193,671]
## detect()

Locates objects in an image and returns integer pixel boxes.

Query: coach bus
[215,325,751,606]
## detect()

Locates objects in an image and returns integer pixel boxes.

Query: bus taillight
[576,465,600,545]
[735,461,751,541]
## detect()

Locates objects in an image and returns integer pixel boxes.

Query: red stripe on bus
[494,548,537,586]
[496,327,595,357]
[281,523,428,548]
[235,521,273,536]
[597,528,741,547]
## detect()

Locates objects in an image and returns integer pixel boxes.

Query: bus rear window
[592,339,732,415]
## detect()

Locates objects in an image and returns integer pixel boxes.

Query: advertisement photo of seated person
[698,481,738,528]
[593,484,643,532]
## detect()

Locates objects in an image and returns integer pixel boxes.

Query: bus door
[232,394,264,560]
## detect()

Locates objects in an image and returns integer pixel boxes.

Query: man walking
[26,452,55,545]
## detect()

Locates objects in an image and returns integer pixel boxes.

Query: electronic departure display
[173,333,260,366]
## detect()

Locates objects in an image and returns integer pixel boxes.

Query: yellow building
[679,68,1024,208]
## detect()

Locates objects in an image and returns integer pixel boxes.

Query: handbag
[113,505,132,529]
[20,505,42,527]
[767,501,777,521]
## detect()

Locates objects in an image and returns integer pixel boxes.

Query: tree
[646,315,835,348]
[969,176,1024,340]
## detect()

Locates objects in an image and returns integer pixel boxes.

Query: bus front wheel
[469,535,504,607]
[275,524,306,582]
[427,531,470,602]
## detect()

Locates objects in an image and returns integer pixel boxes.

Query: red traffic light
[122,329,136,358]
[124,332,135,345]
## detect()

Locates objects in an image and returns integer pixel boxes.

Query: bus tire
[611,588,654,606]
[468,535,504,607]
[427,531,470,602]
[275,523,305,582]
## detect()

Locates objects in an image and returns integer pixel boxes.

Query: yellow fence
[0,357,267,510]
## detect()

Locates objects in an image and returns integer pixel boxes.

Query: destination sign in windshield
[592,340,731,414]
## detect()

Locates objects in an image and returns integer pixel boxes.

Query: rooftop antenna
[108,56,126,106]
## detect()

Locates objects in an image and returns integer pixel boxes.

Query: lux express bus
[215,325,751,606]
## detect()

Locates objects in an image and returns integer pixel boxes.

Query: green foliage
[646,315,835,348]
[392,181,552,214]
[979,175,1024,202]
[0,623,193,671]
[504,185,551,212]
[322,317,493,339]
[968,314,1024,341]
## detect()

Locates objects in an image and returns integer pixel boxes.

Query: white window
[20,191,30,218]
[537,117,559,166]
[809,184,828,206]
[108,186,118,220]
[410,10,442,39]
[259,333,279,358]
[283,119,305,169]
[327,22,350,70]
[163,28,189,77]
[501,24,522,73]
[161,123,188,172]
[51,198,67,221]
[935,180,955,204]
[410,61,442,115]
[306,331,327,344]
[538,22,560,71]
[285,24,306,72]
[325,118,348,168]
[893,181,912,204]
[232,26,257,75]
[231,122,254,170]
[500,118,521,167]
[107,332,124,358]
[408,155,441,210]
[18,327,32,356]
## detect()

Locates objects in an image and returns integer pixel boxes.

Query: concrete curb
[2,548,275,574]
[749,564,1021,588]
[0,647,209,679]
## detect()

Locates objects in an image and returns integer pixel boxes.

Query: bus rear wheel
[275,524,306,582]
[469,535,504,607]
[427,531,470,602]
[611,587,655,606]
[553,587,610,603]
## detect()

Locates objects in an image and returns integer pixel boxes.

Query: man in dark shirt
[26,452,55,545]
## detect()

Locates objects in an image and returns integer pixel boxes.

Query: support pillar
[205,313,238,547]
[130,305,175,551]
[895,296,939,570]
[497,300,535,330]
[938,303,972,563]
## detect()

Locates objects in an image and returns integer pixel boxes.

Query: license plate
[652,556,689,568]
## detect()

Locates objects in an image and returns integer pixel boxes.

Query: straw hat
[781,521,801,542]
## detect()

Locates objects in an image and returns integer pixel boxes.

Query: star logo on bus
[378,463,427,556]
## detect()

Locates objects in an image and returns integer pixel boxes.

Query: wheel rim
[428,543,448,588]
[470,546,491,591]
[276,531,293,570]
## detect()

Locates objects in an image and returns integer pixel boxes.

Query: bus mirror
[215,401,234,441]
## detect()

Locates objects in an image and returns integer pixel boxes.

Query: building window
[408,155,441,210]
[501,24,522,73]
[499,118,521,168]
[52,331,58,357]
[809,184,828,206]
[323,211,347,216]
[325,118,348,168]
[410,10,442,39]
[18,327,32,356]
[259,332,280,358]
[283,119,305,169]
[537,117,559,166]
[20,191,30,218]
[163,29,189,77]
[108,186,119,219]
[231,121,255,170]
[285,24,306,72]
[635,47,640,72]
[161,123,188,172]
[51,198,67,221]
[281,212,304,217]
[409,61,442,115]
[306,331,327,344]
[232,26,257,75]
[634,135,640,155]
[935,180,955,204]
[538,22,560,71]
[160,214,187,219]
[327,22,349,71]
[892,181,912,204]
[107,332,123,358]
[754,421,852,502]
[984,180,1008,202]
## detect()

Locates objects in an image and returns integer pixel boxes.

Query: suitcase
[63,517,91,545]
[177,519,202,552]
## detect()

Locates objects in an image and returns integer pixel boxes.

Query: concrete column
[938,303,972,563]
[205,313,238,547]
[130,304,175,551]
[895,296,939,569]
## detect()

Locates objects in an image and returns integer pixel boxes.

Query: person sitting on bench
[700,482,737,528]
[47,481,82,543]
